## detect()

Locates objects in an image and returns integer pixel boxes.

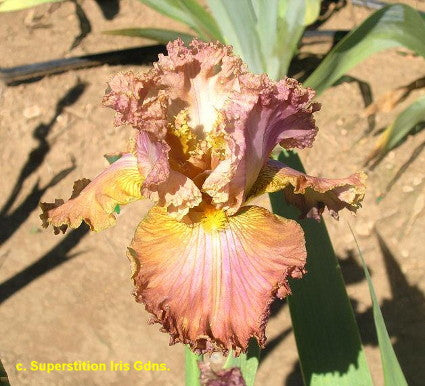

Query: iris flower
[40,39,366,355]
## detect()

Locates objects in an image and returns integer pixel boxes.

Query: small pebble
[401,250,409,258]
[23,105,41,119]
[412,176,423,186]
[355,221,374,237]
[402,185,414,193]
[56,113,70,126]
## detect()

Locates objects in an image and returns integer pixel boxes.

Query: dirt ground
[0,1,424,385]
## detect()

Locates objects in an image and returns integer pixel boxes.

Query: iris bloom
[41,40,365,355]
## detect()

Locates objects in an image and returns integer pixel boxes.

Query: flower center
[169,109,197,154]
[168,109,229,173]
[201,206,227,232]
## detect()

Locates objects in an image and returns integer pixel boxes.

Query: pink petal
[103,72,168,137]
[136,131,202,218]
[203,75,320,214]
[103,40,320,217]
[199,363,246,386]
[154,39,245,134]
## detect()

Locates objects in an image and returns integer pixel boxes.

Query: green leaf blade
[103,28,197,45]
[207,0,264,74]
[224,339,260,386]
[136,0,194,30]
[306,4,425,94]
[304,0,321,26]
[275,0,306,79]
[252,0,279,77]
[350,227,408,386]
[185,346,202,386]
[252,0,306,79]
[136,0,221,41]
[175,0,223,41]
[382,95,425,154]
[269,151,373,386]
[367,95,425,164]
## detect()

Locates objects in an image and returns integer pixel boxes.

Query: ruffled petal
[248,159,367,220]
[154,39,245,135]
[203,75,320,214]
[136,131,202,218]
[103,72,168,137]
[103,40,244,139]
[103,40,320,218]
[128,205,306,354]
[40,154,143,233]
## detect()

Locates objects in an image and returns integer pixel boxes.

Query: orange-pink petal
[128,205,306,354]
[40,153,143,233]
[249,159,367,220]
[136,131,202,218]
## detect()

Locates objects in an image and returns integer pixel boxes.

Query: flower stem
[185,345,202,386]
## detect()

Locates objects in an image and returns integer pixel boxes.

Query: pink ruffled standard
[41,39,366,355]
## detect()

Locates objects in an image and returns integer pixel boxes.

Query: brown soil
[0,1,424,385]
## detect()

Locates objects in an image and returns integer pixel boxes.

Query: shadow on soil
[69,0,120,49]
[0,81,87,245]
[0,227,88,305]
[94,0,120,20]
[0,81,89,303]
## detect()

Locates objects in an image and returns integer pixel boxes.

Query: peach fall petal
[128,205,306,354]
[249,159,367,220]
[40,153,143,233]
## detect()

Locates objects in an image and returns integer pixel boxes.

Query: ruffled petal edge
[248,159,366,220]
[128,205,306,354]
[40,153,144,233]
